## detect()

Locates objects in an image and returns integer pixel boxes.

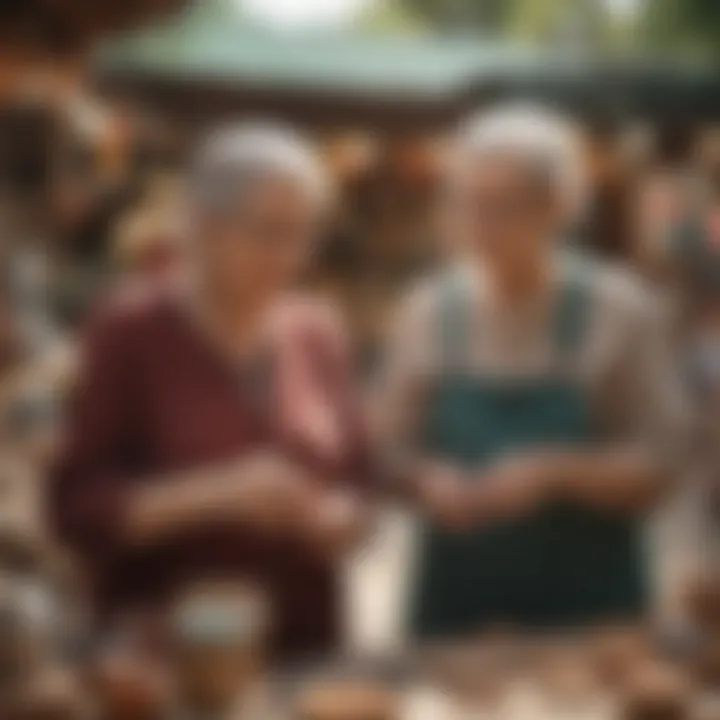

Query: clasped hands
[417,453,564,531]
[205,451,369,554]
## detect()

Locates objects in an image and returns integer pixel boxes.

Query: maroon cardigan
[49,289,370,660]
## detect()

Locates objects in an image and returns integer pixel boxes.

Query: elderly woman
[378,106,687,638]
[50,124,370,660]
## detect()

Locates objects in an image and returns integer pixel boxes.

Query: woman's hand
[300,489,371,558]
[410,454,557,531]
[214,452,315,533]
[416,462,477,531]
[473,453,557,523]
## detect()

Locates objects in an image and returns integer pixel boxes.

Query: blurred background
[0,1,719,718]
[4,0,720,337]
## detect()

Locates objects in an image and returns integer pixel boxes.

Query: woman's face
[444,154,561,271]
[195,175,323,303]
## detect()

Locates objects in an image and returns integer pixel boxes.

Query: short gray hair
[190,122,330,213]
[451,103,587,216]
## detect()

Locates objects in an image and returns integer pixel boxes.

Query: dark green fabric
[411,266,646,639]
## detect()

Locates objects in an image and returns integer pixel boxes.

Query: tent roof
[97,0,549,98]
[97,0,720,121]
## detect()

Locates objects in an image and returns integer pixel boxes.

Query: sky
[240,0,370,28]
[240,0,642,29]
[603,0,642,19]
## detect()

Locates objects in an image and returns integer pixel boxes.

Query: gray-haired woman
[50,123,371,661]
[377,104,687,638]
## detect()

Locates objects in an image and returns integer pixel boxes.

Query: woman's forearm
[378,448,436,502]
[549,446,670,514]
[124,453,311,546]
[124,464,237,545]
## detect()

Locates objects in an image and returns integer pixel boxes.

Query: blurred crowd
[0,90,719,720]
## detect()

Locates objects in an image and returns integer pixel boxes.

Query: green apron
[411,266,647,639]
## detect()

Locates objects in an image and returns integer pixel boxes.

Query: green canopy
[98,0,545,99]
[97,0,720,120]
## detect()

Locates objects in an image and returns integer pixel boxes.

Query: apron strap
[437,255,595,374]
[552,254,594,367]
[437,270,474,373]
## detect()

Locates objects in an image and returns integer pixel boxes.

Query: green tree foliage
[358,0,428,34]
[639,0,720,57]
[361,0,720,58]
[376,0,614,47]
[507,0,608,46]
[392,0,513,34]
